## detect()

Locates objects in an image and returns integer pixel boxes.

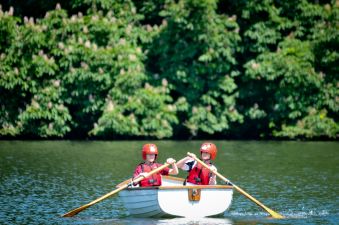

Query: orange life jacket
[138,163,162,187]
[186,162,212,185]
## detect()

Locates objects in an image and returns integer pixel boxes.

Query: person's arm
[176,153,196,169]
[208,165,217,185]
[167,158,179,175]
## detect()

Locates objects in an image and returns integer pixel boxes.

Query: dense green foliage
[0,0,338,139]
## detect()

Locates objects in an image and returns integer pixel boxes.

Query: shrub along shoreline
[0,1,338,140]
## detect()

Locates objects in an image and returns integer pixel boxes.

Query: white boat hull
[118,176,233,218]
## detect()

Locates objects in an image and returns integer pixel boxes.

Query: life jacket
[138,162,162,187]
[186,161,212,185]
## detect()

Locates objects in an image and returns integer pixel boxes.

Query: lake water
[0,141,338,224]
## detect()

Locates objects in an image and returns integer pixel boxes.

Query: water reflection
[96,217,233,225]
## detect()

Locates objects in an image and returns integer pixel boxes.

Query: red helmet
[200,142,217,160]
[142,143,158,160]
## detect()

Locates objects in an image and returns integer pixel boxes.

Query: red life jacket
[186,162,212,185]
[138,163,162,187]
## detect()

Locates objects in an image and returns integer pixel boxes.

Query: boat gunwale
[120,185,233,190]
[117,175,233,190]
[117,175,184,187]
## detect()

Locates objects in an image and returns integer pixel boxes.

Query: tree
[147,0,243,137]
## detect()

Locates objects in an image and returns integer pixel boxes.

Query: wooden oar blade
[267,209,284,219]
[187,152,285,219]
[62,204,90,217]
[233,184,285,219]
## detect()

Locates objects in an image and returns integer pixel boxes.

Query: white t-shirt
[181,159,197,171]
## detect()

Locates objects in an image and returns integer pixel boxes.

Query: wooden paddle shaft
[187,152,284,219]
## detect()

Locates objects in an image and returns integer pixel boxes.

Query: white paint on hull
[118,176,233,218]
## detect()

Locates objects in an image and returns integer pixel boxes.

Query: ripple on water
[1,141,338,225]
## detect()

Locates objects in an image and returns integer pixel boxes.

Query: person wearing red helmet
[132,143,178,187]
[176,142,218,185]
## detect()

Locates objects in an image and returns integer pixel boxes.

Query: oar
[62,163,170,217]
[187,152,284,219]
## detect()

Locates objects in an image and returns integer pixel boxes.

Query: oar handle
[187,152,284,219]
[131,163,170,184]
[62,163,170,217]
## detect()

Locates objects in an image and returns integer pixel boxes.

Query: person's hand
[166,158,176,164]
[187,152,196,159]
[209,166,217,173]
[139,172,149,178]
[132,172,149,185]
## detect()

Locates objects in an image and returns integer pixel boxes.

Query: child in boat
[132,143,178,187]
[176,142,217,185]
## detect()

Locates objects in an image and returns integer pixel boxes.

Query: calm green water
[0,141,338,225]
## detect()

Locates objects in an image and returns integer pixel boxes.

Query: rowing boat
[117,176,233,218]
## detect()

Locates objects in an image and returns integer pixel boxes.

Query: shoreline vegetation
[0,1,338,140]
